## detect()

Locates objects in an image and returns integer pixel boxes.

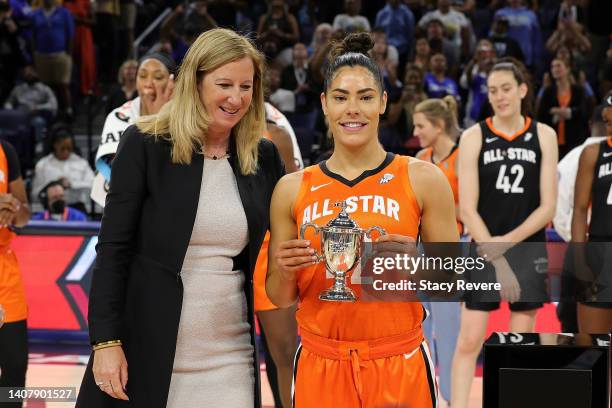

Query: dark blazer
[537,83,589,157]
[76,125,285,408]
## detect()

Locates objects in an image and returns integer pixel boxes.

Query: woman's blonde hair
[137,28,265,175]
[414,96,459,138]
[118,59,138,85]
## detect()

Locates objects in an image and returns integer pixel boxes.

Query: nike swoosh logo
[485,137,498,143]
[604,152,612,158]
[311,182,332,192]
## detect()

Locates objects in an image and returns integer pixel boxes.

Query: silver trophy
[300,201,386,302]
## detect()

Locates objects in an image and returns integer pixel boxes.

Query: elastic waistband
[299,326,424,361]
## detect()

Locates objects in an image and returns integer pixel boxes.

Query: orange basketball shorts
[292,327,438,408]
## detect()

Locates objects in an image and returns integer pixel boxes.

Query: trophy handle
[365,226,386,240]
[300,223,323,262]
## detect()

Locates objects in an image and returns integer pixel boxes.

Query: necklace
[202,150,230,160]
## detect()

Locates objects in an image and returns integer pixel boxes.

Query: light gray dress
[166,158,254,407]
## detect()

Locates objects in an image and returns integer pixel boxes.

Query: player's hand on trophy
[493,257,521,303]
[275,239,319,281]
[372,234,418,259]
[93,346,130,400]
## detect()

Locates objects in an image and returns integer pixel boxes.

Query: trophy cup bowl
[300,201,386,302]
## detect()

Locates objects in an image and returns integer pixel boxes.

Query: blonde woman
[76,28,285,408]
[413,97,462,407]
[104,59,138,115]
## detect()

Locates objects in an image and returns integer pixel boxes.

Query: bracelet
[92,340,122,351]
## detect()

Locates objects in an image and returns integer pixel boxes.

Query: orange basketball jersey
[0,142,26,323]
[293,153,424,341]
[421,145,462,234]
[254,130,279,312]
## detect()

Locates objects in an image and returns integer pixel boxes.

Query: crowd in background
[0,0,610,220]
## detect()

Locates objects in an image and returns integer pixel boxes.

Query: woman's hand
[477,236,513,262]
[372,234,418,258]
[141,74,175,115]
[0,193,20,226]
[93,346,129,400]
[274,239,318,281]
[493,258,521,303]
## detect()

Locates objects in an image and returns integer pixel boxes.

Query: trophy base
[319,288,357,302]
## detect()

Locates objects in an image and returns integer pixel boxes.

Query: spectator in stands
[92,53,176,206]
[488,14,524,61]
[460,39,496,127]
[5,0,32,48]
[94,0,119,84]
[30,0,75,118]
[0,0,26,103]
[4,65,57,146]
[537,45,596,125]
[160,2,217,65]
[413,36,431,71]
[64,0,96,96]
[545,11,591,59]
[281,42,316,115]
[385,63,428,142]
[295,0,320,45]
[118,0,136,61]
[32,125,94,209]
[537,58,589,158]
[418,0,473,61]
[267,64,294,114]
[308,23,333,58]
[493,0,542,71]
[425,18,459,77]
[309,24,344,87]
[308,22,332,56]
[104,59,137,115]
[257,0,299,62]
[375,0,415,71]
[424,53,460,102]
[33,180,87,221]
[332,0,370,33]
[371,28,400,95]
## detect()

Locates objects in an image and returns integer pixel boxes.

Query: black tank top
[477,117,545,241]
[588,138,612,238]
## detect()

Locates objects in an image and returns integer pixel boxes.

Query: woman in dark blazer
[537,58,589,158]
[76,28,284,408]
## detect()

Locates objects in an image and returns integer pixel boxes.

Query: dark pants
[0,319,28,408]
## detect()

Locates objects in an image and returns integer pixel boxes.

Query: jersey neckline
[485,116,532,142]
[319,152,395,187]
[429,143,458,165]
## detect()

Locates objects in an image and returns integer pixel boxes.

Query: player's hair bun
[329,32,374,60]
